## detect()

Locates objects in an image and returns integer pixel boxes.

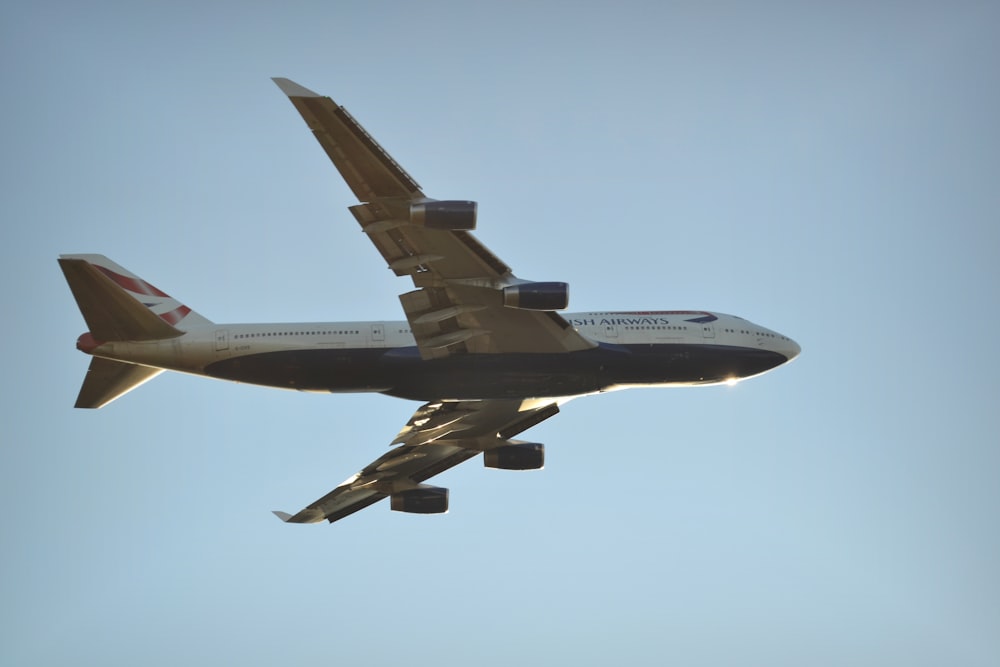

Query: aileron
[274,77,422,202]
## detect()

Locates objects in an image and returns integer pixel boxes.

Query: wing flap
[348,203,512,279]
[399,285,594,358]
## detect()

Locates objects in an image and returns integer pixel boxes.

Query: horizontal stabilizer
[75,357,163,409]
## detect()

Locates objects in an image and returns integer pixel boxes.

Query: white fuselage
[84,310,799,401]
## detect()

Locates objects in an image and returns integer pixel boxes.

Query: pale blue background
[2,2,998,665]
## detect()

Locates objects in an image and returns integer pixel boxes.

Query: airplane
[59,78,800,525]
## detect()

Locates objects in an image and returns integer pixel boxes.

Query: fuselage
[82,310,800,401]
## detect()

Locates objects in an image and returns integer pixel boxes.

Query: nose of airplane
[780,337,801,362]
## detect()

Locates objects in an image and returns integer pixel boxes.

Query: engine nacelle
[390,486,449,514]
[502,282,569,311]
[484,442,545,471]
[409,200,477,230]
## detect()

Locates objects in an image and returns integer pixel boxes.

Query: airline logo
[92,264,192,325]
[567,311,718,327]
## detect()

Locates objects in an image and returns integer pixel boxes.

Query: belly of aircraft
[201,343,788,400]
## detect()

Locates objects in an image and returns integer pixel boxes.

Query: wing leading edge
[273,399,561,524]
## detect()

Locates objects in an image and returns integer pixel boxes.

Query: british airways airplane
[59,79,800,525]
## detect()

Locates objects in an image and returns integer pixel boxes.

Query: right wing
[273,398,561,525]
[273,78,596,360]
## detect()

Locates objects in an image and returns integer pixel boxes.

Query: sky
[2,2,999,665]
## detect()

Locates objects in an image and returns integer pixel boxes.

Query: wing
[273,78,595,359]
[273,399,561,524]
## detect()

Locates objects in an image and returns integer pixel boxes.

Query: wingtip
[271,77,322,98]
[272,509,326,524]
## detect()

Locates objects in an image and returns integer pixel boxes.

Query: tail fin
[59,254,213,408]
[58,254,212,340]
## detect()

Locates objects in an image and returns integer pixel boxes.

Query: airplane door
[215,329,229,351]
[700,324,715,339]
[604,323,619,339]
[371,324,385,343]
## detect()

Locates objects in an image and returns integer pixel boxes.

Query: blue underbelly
[202,343,787,400]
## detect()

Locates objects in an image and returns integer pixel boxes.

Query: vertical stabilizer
[58,254,212,339]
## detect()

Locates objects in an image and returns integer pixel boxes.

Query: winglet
[272,509,326,524]
[272,77,321,98]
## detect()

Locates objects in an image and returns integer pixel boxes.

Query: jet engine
[390,485,449,514]
[502,282,569,311]
[484,442,545,470]
[409,200,477,230]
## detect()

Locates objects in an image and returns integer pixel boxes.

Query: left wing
[273,399,560,525]
[273,78,596,360]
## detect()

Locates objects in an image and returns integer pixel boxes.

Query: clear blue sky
[2,2,998,665]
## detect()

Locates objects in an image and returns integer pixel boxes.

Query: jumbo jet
[59,78,800,525]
